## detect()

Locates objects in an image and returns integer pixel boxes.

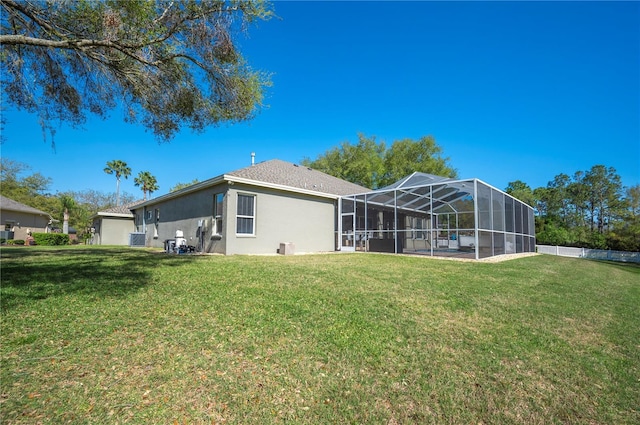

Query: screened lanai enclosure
[338,173,536,260]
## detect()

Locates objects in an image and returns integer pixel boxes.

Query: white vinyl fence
[536,245,640,263]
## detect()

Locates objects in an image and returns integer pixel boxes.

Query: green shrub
[32,233,70,246]
[5,239,25,245]
[0,238,5,244]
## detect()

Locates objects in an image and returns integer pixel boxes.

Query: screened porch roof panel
[379,172,456,190]
[349,175,477,215]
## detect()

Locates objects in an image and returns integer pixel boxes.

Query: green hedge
[6,239,25,245]
[32,233,70,246]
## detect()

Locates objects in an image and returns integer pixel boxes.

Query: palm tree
[134,171,159,201]
[59,193,75,235]
[104,160,131,206]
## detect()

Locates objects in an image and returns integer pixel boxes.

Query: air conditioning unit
[129,232,146,248]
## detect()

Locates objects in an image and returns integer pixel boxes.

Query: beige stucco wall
[225,184,336,255]
[0,210,50,240]
[131,181,337,255]
[133,183,228,254]
[94,216,136,245]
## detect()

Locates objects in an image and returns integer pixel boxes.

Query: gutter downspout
[337,197,342,251]
[142,206,147,243]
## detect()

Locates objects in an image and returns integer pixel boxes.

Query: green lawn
[1,247,638,424]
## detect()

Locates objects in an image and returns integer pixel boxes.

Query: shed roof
[92,200,145,219]
[0,195,52,217]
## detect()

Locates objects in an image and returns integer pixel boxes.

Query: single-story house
[0,195,54,240]
[131,159,368,255]
[90,200,145,245]
[129,158,536,259]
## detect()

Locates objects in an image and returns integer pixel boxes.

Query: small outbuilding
[90,200,145,246]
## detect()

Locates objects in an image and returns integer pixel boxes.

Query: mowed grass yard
[1,247,638,424]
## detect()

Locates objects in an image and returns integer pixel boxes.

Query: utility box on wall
[279,242,295,255]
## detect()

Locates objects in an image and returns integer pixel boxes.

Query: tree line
[301,133,457,189]
[506,166,639,251]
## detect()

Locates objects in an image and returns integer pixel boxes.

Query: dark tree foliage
[134,170,159,200]
[302,134,457,190]
[0,157,55,212]
[170,178,200,192]
[505,180,535,208]
[103,159,131,206]
[0,0,273,143]
[532,165,638,251]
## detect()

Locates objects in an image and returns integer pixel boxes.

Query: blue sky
[2,1,639,199]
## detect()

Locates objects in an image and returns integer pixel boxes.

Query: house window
[213,193,224,235]
[236,194,255,235]
[414,217,426,240]
[147,210,153,221]
[155,208,160,221]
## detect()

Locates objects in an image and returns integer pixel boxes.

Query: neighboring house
[90,200,145,246]
[0,195,54,240]
[130,159,369,255]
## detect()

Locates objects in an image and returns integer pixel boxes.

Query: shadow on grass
[587,259,640,275]
[0,247,197,311]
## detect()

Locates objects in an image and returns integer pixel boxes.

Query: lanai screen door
[340,198,355,252]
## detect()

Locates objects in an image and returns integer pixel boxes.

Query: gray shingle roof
[227,159,369,196]
[0,195,52,216]
[98,200,145,216]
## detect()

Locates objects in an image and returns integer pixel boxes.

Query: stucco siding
[96,217,136,245]
[135,183,228,254]
[0,211,50,240]
[226,185,336,255]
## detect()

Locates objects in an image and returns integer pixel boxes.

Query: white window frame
[414,217,426,240]
[236,193,256,236]
[213,192,224,235]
